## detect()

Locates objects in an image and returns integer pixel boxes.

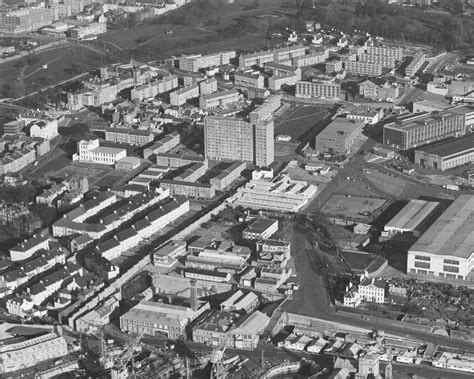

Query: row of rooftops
[0,147,35,165]
[83,190,160,224]
[92,195,187,252]
[103,127,155,137]
[1,247,64,281]
[387,105,473,131]
[28,263,81,297]
[415,133,474,157]
[211,161,246,181]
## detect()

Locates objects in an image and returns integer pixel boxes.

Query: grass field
[274,104,334,142]
[1,0,296,101]
[97,0,292,59]
[0,44,116,97]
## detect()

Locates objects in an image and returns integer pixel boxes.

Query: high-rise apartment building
[204,116,274,166]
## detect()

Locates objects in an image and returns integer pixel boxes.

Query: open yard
[321,194,387,219]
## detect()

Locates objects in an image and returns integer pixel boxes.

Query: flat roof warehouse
[409,195,474,259]
[416,134,474,158]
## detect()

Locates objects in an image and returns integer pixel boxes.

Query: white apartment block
[405,53,426,77]
[131,75,178,101]
[179,51,236,72]
[365,46,403,61]
[199,89,241,109]
[70,22,107,39]
[170,84,200,106]
[345,61,383,76]
[238,45,306,69]
[295,80,341,100]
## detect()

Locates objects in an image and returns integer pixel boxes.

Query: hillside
[297,0,474,51]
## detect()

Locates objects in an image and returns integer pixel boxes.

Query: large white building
[228,174,317,212]
[0,330,68,374]
[407,195,474,282]
[358,278,386,303]
[27,118,59,140]
[73,139,127,165]
[70,22,107,40]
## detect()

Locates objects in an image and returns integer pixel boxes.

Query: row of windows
[411,269,464,280]
[414,255,430,261]
[443,259,460,265]
[414,261,430,269]
[443,265,459,273]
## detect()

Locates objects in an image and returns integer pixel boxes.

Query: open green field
[274,104,333,142]
[0,44,120,98]
[1,0,295,100]
[97,0,294,59]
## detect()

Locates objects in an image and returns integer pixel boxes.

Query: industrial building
[382,199,441,238]
[315,118,364,155]
[242,218,278,240]
[0,328,68,374]
[383,107,469,150]
[414,134,474,171]
[407,195,474,282]
[220,290,259,313]
[204,116,274,167]
[228,174,317,213]
[120,300,209,339]
[192,309,269,350]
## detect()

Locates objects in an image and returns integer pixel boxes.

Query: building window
[443,259,459,265]
[443,265,459,273]
[414,261,430,269]
[414,255,430,261]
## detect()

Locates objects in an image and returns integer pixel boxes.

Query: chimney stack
[190,279,198,311]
